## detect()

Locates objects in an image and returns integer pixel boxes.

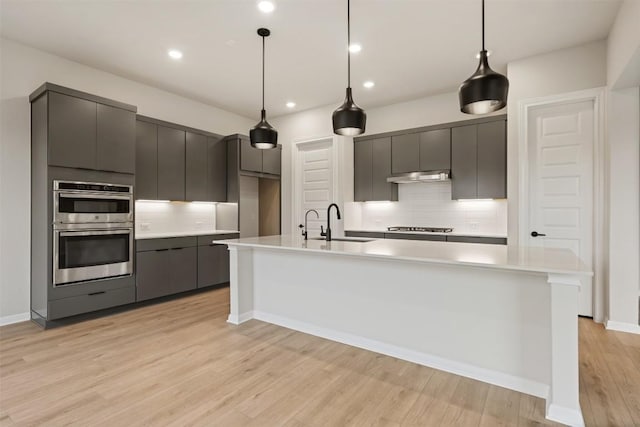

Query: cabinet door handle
[88,291,105,296]
[156,249,169,252]
[172,247,184,251]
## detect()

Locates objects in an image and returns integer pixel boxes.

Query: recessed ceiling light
[168,49,183,60]
[286,101,296,108]
[349,43,362,53]
[363,81,375,89]
[258,1,275,13]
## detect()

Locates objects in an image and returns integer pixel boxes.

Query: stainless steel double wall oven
[53,181,134,286]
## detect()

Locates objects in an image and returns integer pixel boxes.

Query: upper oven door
[54,228,133,286]
[55,192,133,224]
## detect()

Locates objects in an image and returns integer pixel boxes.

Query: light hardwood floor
[1,287,638,426]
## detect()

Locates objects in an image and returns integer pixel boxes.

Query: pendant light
[458,0,509,115]
[332,0,366,136]
[250,28,278,149]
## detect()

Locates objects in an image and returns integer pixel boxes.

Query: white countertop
[347,229,508,238]
[215,234,591,276]
[135,230,239,240]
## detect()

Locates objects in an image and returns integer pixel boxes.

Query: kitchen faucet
[320,203,341,242]
[298,209,319,240]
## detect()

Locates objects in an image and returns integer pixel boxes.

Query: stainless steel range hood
[386,170,450,184]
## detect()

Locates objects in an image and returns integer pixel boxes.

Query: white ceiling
[0,0,621,119]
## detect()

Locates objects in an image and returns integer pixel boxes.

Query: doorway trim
[291,136,340,236]
[518,87,606,322]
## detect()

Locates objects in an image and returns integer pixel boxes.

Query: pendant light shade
[333,0,366,136]
[250,28,277,149]
[459,0,509,115]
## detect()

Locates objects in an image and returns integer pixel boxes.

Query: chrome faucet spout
[300,209,320,240]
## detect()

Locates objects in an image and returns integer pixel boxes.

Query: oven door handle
[59,229,132,237]
[58,192,132,201]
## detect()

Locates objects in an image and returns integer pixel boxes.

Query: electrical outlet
[470,222,480,231]
[195,221,204,229]
[140,223,150,231]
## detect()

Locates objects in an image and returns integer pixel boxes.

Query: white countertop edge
[214,239,593,277]
[136,230,239,240]
[346,229,508,238]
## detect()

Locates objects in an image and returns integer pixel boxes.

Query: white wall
[607,87,640,328]
[272,91,503,235]
[607,0,640,89]
[0,38,254,321]
[506,41,607,246]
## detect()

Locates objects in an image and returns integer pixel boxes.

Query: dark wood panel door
[185,132,208,201]
[157,126,185,201]
[451,125,478,200]
[420,128,451,171]
[136,250,169,301]
[197,244,230,288]
[168,247,197,294]
[477,120,507,199]
[391,133,420,174]
[240,139,263,173]
[96,104,136,173]
[48,92,97,169]
[262,146,281,175]
[135,120,158,200]
[372,137,397,201]
[207,137,227,202]
[354,140,372,201]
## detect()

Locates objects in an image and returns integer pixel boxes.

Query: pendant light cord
[262,35,265,110]
[482,0,485,51]
[347,0,351,88]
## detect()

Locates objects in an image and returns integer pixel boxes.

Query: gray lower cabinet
[391,133,420,174]
[385,233,446,241]
[135,120,158,200]
[168,247,198,294]
[48,92,97,169]
[446,235,507,245]
[96,103,136,173]
[344,230,506,245]
[136,249,170,301]
[354,137,398,202]
[186,132,208,201]
[451,120,507,200]
[419,128,451,171]
[157,126,186,200]
[198,244,230,288]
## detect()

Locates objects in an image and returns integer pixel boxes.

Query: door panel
[391,133,420,174]
[451,125,478,199]
[136,250,168,301]
[477,120,507,199]
[207,137,227,202]
[527,100,594,316]
[298,140,333,236]
[157,126,185,201]
[97,104,136,173]
[240,139,263,172]
[354,140,372,202]
[48,92,97,169]
[262,146,281,175]
[198,244,230,287]
[371,137,396,201]
[185,132,208,201]
[168,247,197,294]
[419,128,451,171]
[135,121,158,200]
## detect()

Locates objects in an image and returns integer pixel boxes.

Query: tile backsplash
[344,181,507,235]
[135,201,216,235]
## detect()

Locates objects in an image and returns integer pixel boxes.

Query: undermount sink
[310,237,374,243]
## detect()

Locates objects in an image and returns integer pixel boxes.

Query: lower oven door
[54,228,133,286]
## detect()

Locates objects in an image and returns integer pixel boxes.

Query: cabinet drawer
[384,233,446,241]
[197,233,240,246]
[136,236,198,252]
[446,236,507,245]
[345,231,385,239]
[48,286,134,320]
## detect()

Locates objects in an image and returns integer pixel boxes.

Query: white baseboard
[227,311,254,325]
[606,320,640,335]
[546,403,585,427]
[252,310,549,400]
[0,312,30,327]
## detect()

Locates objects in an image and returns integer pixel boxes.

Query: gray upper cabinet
[354,139,373,201]
[354,137,397,202]
[135,120,158,200]
[48,92,97,169]
[391,133,420,174]
[96,104,136,173]
[157,126,185,201]
[451,125,478,200]
[419,128,451,171]
[185,132,208,201]
[262,146,282,175]
[207,136,227,201]
[240,139,263,173]
[451,120,507,200]
[477,120,507,199]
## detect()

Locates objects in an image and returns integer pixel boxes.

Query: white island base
[218,236,591,426]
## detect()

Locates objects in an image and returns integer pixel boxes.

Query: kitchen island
[216,235,592,426]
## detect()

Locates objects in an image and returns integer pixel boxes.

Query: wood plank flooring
[1,287,638,426]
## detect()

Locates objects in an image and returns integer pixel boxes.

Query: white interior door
[527,100,594,316]
[295,139,334,238]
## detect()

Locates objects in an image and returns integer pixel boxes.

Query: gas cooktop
[387,226,453,233]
